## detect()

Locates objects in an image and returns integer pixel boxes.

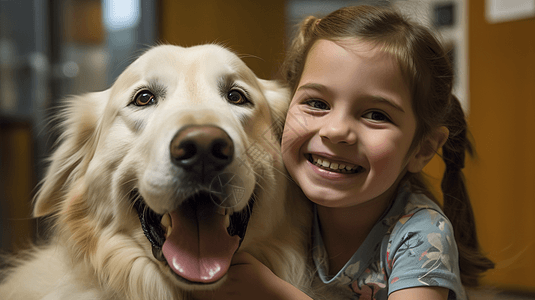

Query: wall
[0,121,34,251]
[465,0,535,292]
[159,0,286,80]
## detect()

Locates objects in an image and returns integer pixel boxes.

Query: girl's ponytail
[441,95,495,286]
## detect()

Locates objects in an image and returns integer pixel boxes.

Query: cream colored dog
[0,44,311,299]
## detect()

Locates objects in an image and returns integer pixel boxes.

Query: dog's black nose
[170,125,234,174]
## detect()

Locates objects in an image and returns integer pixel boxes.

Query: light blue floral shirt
[312,184,466,300]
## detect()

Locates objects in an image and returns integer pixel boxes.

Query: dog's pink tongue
[162,207,239,283]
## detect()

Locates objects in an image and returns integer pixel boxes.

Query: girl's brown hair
[281,5,494,287]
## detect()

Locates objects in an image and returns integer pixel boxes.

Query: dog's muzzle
[132,125,255,285]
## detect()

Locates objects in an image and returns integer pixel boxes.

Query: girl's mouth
[307,154,364,174]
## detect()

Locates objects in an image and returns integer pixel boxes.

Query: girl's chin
[299,185,355,207]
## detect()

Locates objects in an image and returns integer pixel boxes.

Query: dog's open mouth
[132,190,254,284]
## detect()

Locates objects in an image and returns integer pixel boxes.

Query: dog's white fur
[0,44,311,299]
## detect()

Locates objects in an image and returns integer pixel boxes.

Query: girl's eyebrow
[369,96,405,113]
[296,83,327,93]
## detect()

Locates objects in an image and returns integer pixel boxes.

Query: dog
[0,44,311,299]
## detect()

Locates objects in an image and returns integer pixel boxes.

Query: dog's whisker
[276,169,297,183]
[237,53,265,63]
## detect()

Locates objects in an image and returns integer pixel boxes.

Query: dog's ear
[33,90,108,217]
[258,79,291,141]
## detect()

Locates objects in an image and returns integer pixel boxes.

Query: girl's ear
[407,126,449,173]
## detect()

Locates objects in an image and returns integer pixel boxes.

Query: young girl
[193,5,493,300]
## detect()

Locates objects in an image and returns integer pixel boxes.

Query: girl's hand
[191,251,312,300]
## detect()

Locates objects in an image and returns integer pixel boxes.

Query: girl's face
[282,39,419,209]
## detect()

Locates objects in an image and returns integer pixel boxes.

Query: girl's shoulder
[388,192,454,248]
[404,191,444,216]
[382,186,449,234]
[383,192,466,299]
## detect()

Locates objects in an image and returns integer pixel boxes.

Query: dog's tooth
[224,215,230,229]
[321,160,330,168]
[161,213,171,228]
[317,158,323,165]
[167,226,172,237]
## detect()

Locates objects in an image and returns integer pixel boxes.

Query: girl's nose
[318,116,357,145]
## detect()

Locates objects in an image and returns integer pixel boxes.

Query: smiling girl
[278,4,494,300]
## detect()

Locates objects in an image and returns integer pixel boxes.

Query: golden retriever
[0,44,311,299]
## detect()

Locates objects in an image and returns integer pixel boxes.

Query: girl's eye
[226,90,249,105]
[363,111,391,122]
[305,99,329,110]
[133,90,156,106]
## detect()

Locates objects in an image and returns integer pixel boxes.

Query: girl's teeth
[311,155,360,173]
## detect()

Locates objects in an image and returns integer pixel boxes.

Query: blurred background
[0,0,534,298]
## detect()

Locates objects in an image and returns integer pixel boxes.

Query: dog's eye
[226,90,249,105]
[134,90,156,106]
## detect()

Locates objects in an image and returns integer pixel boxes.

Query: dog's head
[33,44,292,294]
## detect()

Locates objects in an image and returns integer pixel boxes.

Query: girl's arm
[389,286,449,300]
[191,252,313,300]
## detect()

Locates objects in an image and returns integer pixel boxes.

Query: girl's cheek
[283,110,309,143]
[282,125,302,156]
[366,134,407,174]
[369,139,394,156]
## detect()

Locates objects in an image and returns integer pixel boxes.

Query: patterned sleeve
[385,208,466,299]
